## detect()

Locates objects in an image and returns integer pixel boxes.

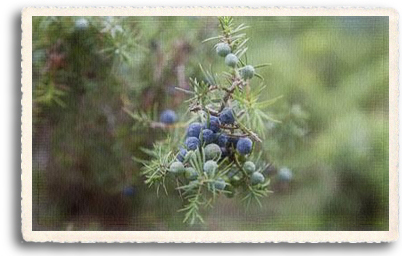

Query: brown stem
[238,127,262,143]
[189,105,219,116]
[219,79,243,112]
[225,133,250,139]
[219,124,239,130]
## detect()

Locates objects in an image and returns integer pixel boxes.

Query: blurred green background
[32,16,389,231]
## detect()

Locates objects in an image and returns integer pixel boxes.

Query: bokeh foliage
[32,16,389,231]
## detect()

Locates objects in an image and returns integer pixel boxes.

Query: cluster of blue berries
[166,40,266,201]
[168,107,266,193]
[138,18,290,225]
[182,109,254,161]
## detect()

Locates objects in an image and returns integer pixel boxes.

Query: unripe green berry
[216,43,231,57]
[278,167,293,182]
[243,161,256,174]
[225,53,239,68]
[250,172,265,185]
[169,161,185,175]
[203,160,218,175]
[240,65,255,80]
[184,167,198,180]
[204,143,222,160]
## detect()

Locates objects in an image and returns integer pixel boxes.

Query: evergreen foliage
[134,17,281,225]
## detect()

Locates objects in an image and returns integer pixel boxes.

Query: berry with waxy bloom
[205,116,221,133]
[236,137,253,155]
[186,122,203,138]
[185,137,200,151]
[243,161,256,174]
[169,161,185,175]
[219,108,235,125]
[203,160,218,175]
[251,172,265,185]
[240,65,255,80]
[278,167,293,182]
[160,109,177,124]
[217,133,229,147]
[216,42,231,57]
[185,167,198,180]
[225,53,239,67]
[201,129,215,144]
[204,143,222,160]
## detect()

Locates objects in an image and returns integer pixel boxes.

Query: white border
[21,7,399,243]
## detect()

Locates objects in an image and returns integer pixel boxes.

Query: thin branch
[219,79,244,112]
[189,105,219,116]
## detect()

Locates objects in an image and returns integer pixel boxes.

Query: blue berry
[177,148,187,162]
[216,42,231,57]
[204,143,222,160]
[225,53,239,68]
[160,109,177,124]
[236,137,253,155]
[240,65,255,80]
[278,167,293,182]
[251,172,265,185]
[243,161,256,174]
[187,122,203,138]
[203,160,218,175]
[213,178,226,190]
[219,108,235,125]
[217,133,229,147]
[185,137,200,151]
[206,116,221,133]
[169,161,185,175]
[75,18,89,30]
[201,129,215,144]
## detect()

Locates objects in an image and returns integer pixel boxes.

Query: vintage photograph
[21,7,398,242]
